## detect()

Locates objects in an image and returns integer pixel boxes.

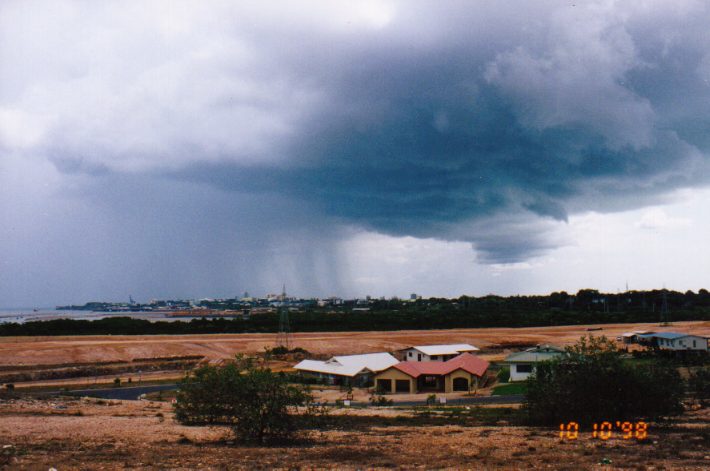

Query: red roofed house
[373,353,489,394]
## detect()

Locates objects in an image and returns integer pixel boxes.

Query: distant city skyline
[7,283,707,311]
[2,1,710,307]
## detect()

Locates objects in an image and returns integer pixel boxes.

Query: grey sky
[1,1,710,306]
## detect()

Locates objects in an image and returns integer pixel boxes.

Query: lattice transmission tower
[660,288,671,326]
[276,284,291,349]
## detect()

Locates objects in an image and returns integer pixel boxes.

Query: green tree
[174,356,311,444]
[524,336,684,425]
[688,368,710,407]
[497,366,510,383]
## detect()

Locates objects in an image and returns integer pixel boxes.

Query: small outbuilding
[617,330,655,345]
[502,344,565,382]
[373,353,489,394]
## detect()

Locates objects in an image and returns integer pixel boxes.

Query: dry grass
[0,398,708,469]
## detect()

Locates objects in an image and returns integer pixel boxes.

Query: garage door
[453,377,469,391]
[395,379,410,393]
[376,379,392,393]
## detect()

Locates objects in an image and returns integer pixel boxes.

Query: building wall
[374,368,415,394]
[509,363,534,382]
[403,349,462,362]
[297,371,337,385]
[375,368,486,393]
[444,369,478,393]
[657,336,708,351]
[403,349,431,362]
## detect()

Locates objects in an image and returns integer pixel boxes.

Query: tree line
[2,289,710,336]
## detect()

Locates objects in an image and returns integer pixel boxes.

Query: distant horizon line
[3,286,706,310]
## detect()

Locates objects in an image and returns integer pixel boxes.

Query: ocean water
[0,309,201,324]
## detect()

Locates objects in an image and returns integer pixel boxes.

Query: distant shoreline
[0,309,207,325]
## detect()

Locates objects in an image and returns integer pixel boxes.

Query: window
[431,355,438,360]
[417,353,422,361]
[693,340,697,347]
[516,364,533,373]
[408,351,412,357]
[423,376,438,387]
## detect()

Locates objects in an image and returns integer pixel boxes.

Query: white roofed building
[294,352,399,386]
[401,344,479,362]
[636,332,709,351]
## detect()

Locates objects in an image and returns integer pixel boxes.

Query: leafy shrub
[631,349,709,366]
[113,378,121,387]
[265,346,309,356]
[267,345,290,355]
[369,393,393,406]
[497,366,510,383]
[284,372,322,385]
[524,336,684,425]
[174,356,312,444]
[688,368,710,407]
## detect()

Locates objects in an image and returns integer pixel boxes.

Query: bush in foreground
[524,336,684,425]
[496,366,510,383]
[174,356,312,444]
[688,368,710,407]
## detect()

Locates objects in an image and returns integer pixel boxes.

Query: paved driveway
[64,384,178,400]
[55,384,523,405]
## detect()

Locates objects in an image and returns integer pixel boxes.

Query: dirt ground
[1,320,708,366]
[310,386,491,403]
[0,397,708,470]
[9,370,185,390]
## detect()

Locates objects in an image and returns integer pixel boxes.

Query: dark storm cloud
[174,1,710,262]
[3,0,710,286]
